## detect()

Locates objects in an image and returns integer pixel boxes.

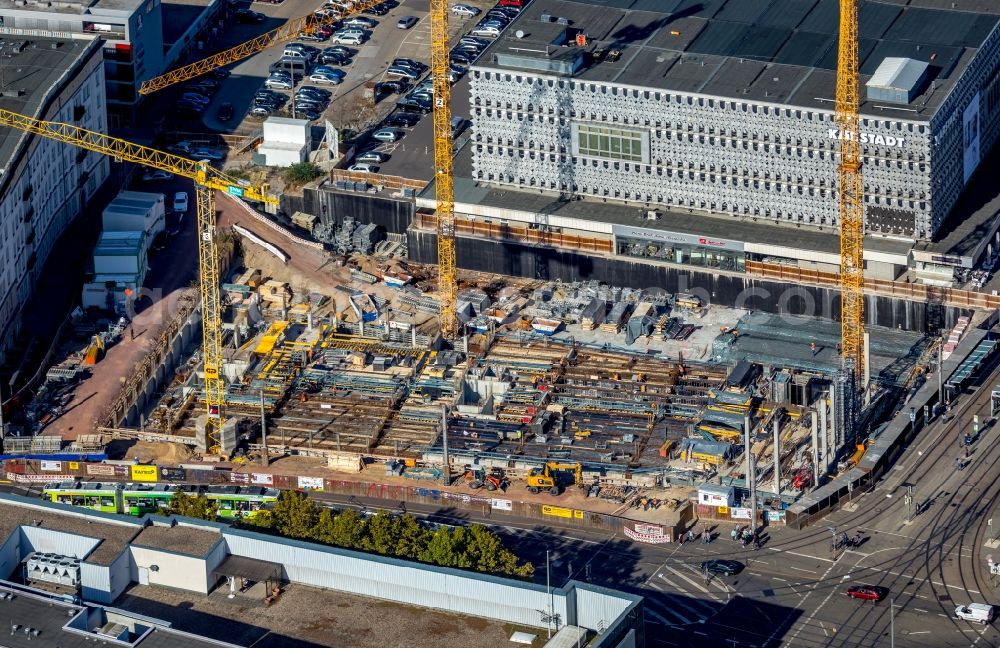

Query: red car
[846,585,887,602]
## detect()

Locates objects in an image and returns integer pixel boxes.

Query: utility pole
[441,405,450,486]
[773,415,781,501]
[938,329,944,405]
[259,389,268,467]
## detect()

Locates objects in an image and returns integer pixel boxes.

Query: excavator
[464,467,507,492]
[526,462,582,496]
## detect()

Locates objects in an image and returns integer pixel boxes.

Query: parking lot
[162,0,498,169]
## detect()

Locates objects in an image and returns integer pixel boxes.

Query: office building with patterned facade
[468,0,1000,246]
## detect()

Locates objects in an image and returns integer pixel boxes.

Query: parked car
[372,128,402,142]
[396,15,419,29]
[297,31,327,42]
[180,92,210,105]
[700,560,743,576]
[176,101,205,114]
[449,51,473,66]
[209,69,231,80]
[451,3,480,16]
[470,25,501,37]
[450,116,468,138]
[385,111,420,127]
[845,585,887,602]
[331,32,364,45]
[386,65,420,80]
[460,36,489,48]
[314,65,345,77]
[374,80,407,96]
[393,57,426,71]
[142,169,173,182]
[173,191,189,213]
[348,162,379,173]
[191,149,222,161]
[216,102,234,121]
[499,0,525,6]
[166,141,193,154]
[320,51,351,65]
[363,2,390,15]
[955,603,994,625]
[325,45,356,56]
[356,150,388,163]
[309,72,342,84]
[397,96,431,113]
[292,108,320,120]
[296,86,332,99]
[265,77,294,89]
[344,16,377,28]
[249,105,274,117]
[235,8,265,23]
[286,42,319,54]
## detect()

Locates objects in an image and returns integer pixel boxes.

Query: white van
[283,47,312,60]
[955,603,994,624]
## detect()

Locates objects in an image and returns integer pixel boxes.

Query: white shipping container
[93,231,146,276]
[102,191,165,245]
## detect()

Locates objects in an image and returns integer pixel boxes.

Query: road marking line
[788,566,814,573]
[767,548,835,563]
[644,608,677,626]
[773,577,787,582]
[908,631,930,635]
[662,566,716,598]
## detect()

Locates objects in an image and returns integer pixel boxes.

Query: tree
[284,162,323,186]
[395,515,430,558]
[420,527,457,567]
[271,491,320,539]
[167,490,217,520]
[310,508,337,544]
[363,511,402,555]
[330,509,368,549]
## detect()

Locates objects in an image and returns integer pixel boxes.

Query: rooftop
[0,37,100,186]
[0,583,239,648]
[0,0,146,14]
[477,0,1000,121]
[131,523,222,558]
[0,498,142,565]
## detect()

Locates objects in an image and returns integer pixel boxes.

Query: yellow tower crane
[138,0,383,95]
[0,108,278,448]
[430,0,457,339]
[836,0,865,380]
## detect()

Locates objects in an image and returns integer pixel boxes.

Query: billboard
[963,91,981,184]
[250,473,274,486]
[130,465,159,482]
[40,460,63,472]
[298,476,324,491]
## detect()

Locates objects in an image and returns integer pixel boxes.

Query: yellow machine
[0,109,277,451]
[527,462,582,496]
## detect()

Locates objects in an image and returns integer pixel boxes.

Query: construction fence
[746,261,1000,311]
[3,457,692,541]
[414,212,614,255]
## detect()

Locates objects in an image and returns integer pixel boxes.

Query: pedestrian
[687,530,695,543]
[678,532,685,546]
[702,530,710,544]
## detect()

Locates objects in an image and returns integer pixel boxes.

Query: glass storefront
[616,236,745,272]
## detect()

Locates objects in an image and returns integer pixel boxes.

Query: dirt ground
[112,440,194,464]
[116,581,540,648]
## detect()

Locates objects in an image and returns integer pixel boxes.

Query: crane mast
[836,0,865,381]
[0,108,276,451]
[430,0,457,339]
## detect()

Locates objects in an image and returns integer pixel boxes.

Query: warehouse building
[0,493,644,647]
[468,0,1000,243]
[0,36,110,365]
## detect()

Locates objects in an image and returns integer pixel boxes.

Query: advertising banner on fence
[7,472,73,483]
[68,462,79,471]
[766,510,786,522]
[490,498,513,511]
[635,523,664,536]
[731,507,752,519]
[251,473,274,486]
[160,468,187,482]
[298,476,324,491]
[40,460,63,472]
[230,472,250,484]
[542,505,574,519]
[624,525,671,544]
[130,465,158,482]
[87,464,117,476]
